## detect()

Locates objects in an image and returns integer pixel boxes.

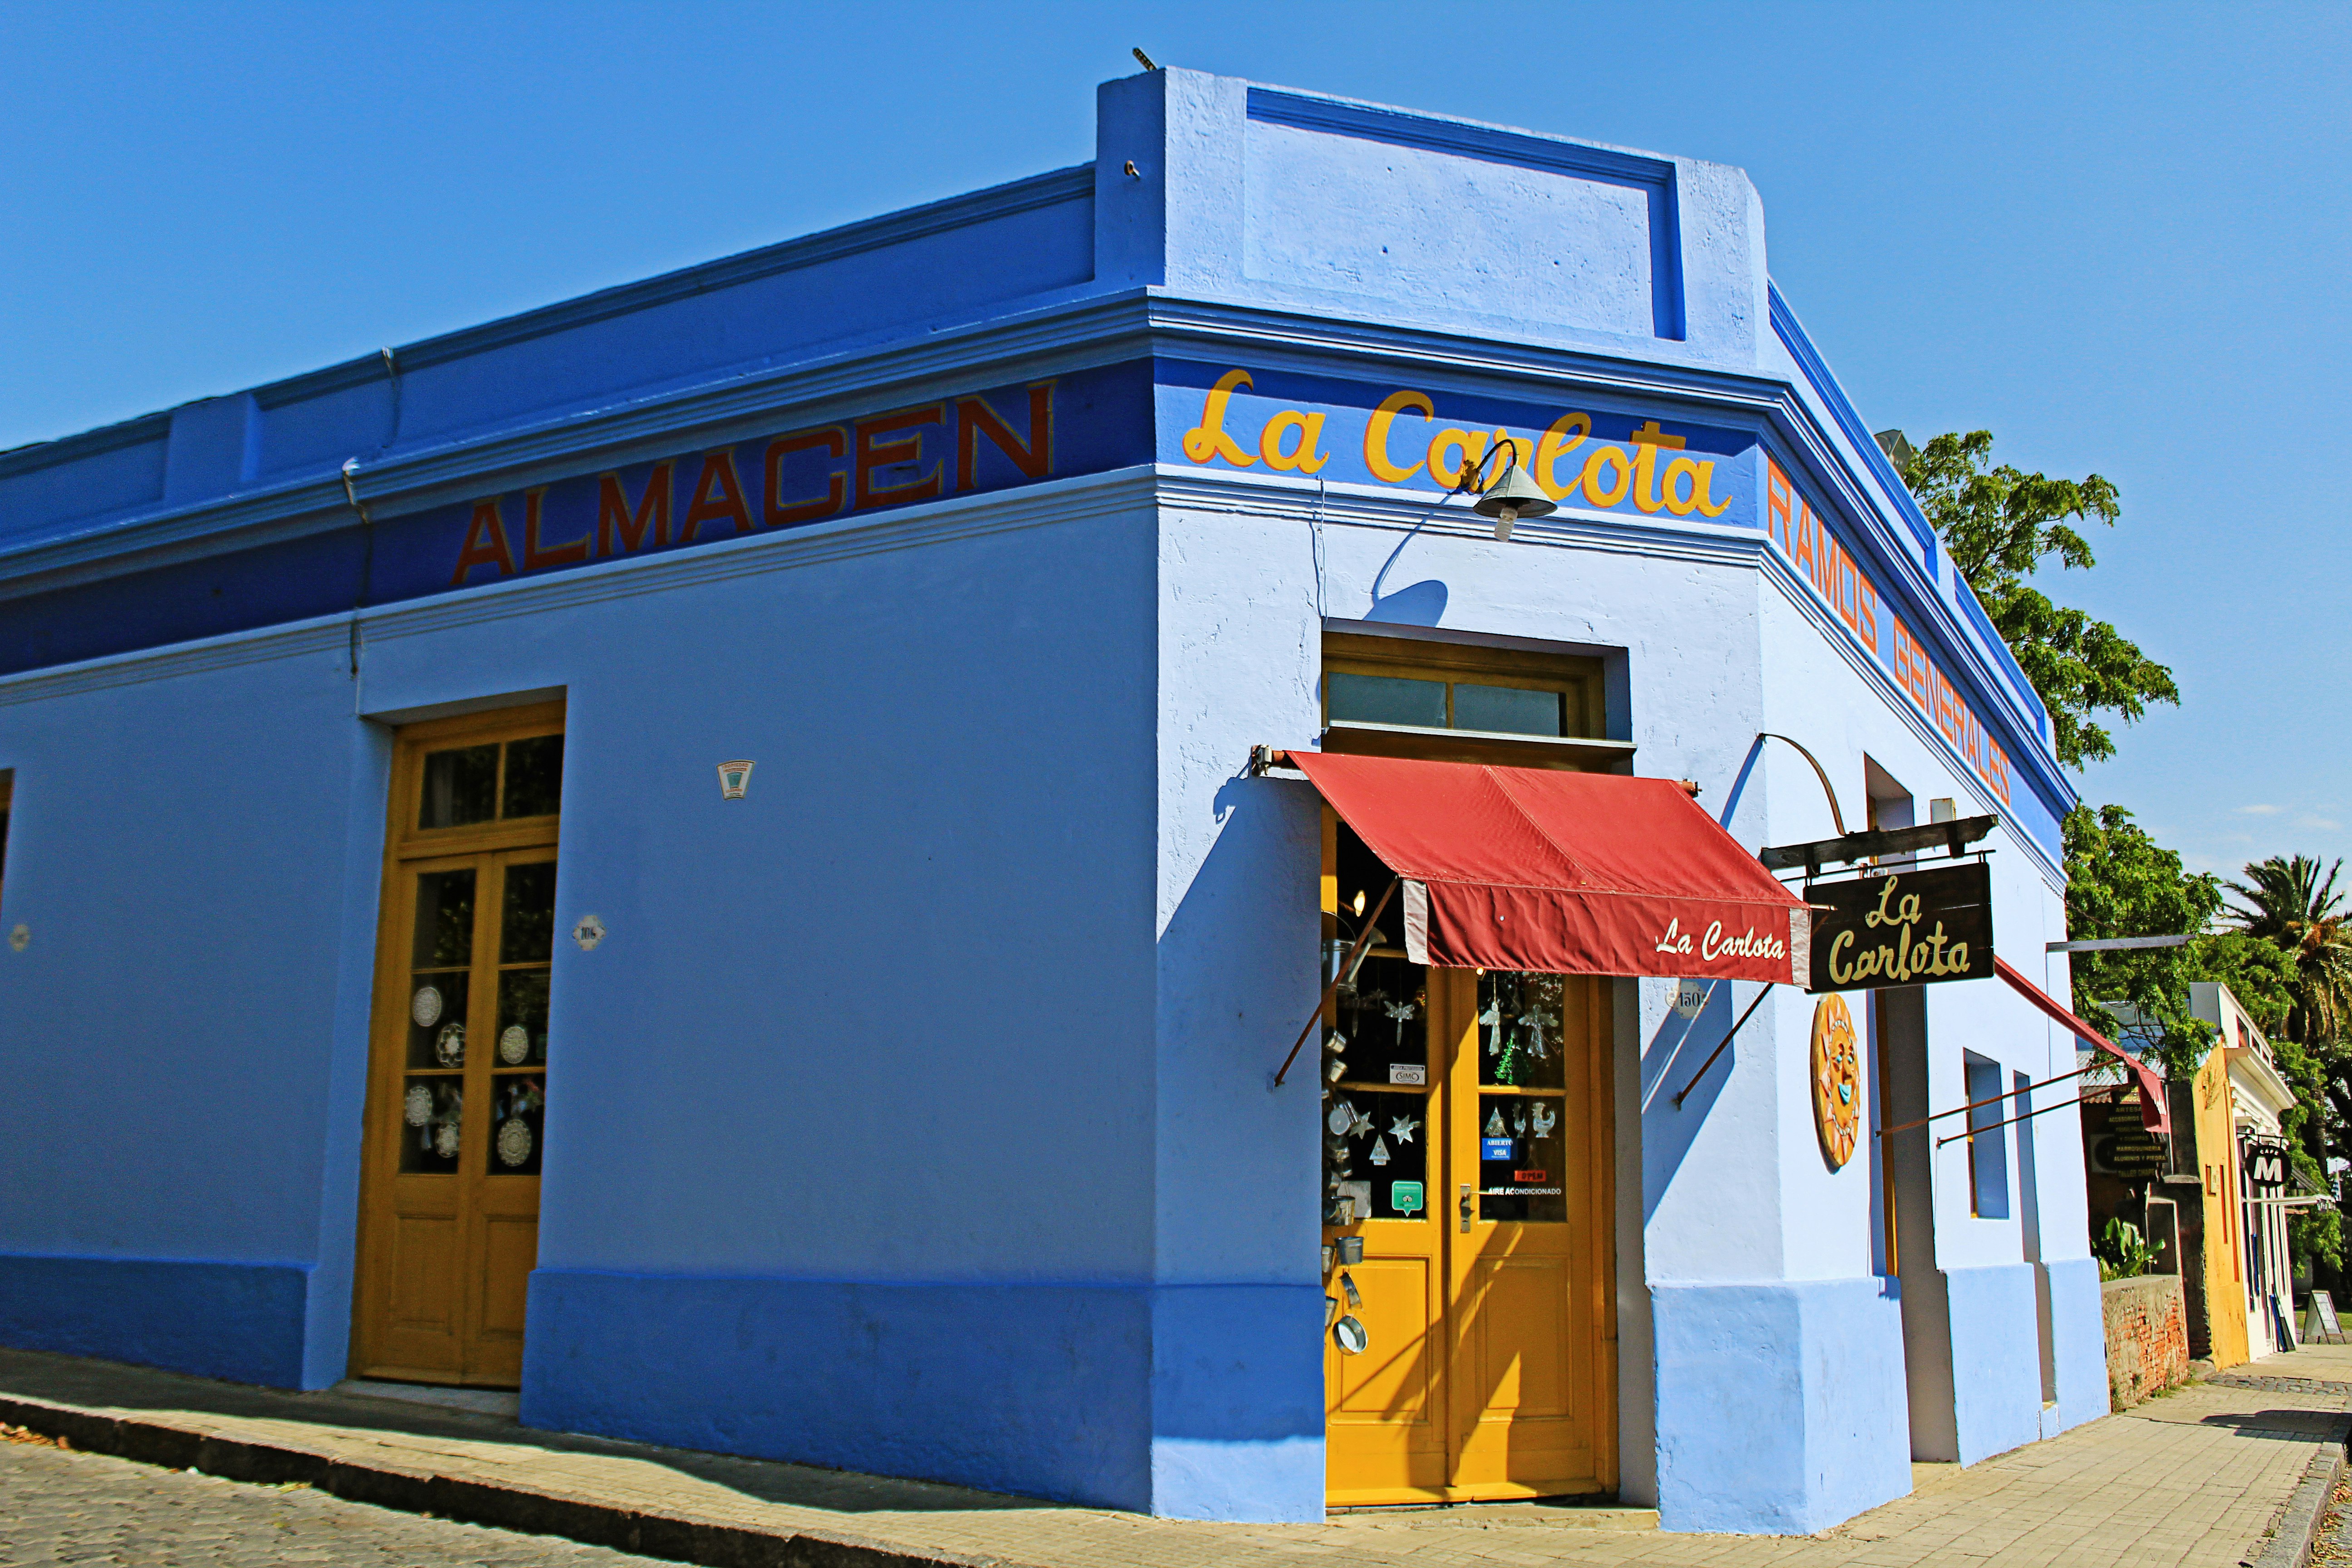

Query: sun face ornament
[1810,994,1863,1171]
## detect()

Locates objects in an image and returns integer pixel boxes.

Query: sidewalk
[0,1343,2346,1568]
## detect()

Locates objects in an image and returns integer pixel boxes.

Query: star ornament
[1388,1112,1421,1144]
[1348,1107,1375,1140]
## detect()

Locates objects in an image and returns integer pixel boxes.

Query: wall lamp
[1458,438,1555,541]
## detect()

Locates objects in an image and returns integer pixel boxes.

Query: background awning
[1291,752,1809,983]
[1994,956,2171,1136]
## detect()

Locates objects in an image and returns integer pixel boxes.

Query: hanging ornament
[435,1022,466,1067]
[498,1025,531,1065]
[1369,1137,1391,1167]
[496,1116,534,1168]
[1388,1112,1420,1144]
[433,1121,460,1159]
[1383,999,1416,1045]
[1512,1102,1529,1137]
[1485,1107,1506,1137]
[1325,1056,1348,1083]
[1526,1017,1548,1059]
[1480,1000,1501,1054]
[1328,1101,1354,1137]
[411,986,444,1029]
[1323,1029,1348,1056]
[403,1084,433,1127]
[1348,1106,1375,1140]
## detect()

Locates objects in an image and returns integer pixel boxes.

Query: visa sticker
[1390,1181,1425,1215]
[1481,1137,1514,1161]
[1388,1063,1427,1086]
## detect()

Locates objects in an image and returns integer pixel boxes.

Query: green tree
[2225,855,2352,1046]
[1900,431,2180,768]
[2062,804,2295,1078]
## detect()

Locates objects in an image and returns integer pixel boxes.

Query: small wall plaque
[572,913,607,951]
[717,760,755,800]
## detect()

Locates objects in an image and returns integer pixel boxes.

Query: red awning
[1993,955,2170,1136]
[1290,752,1810,984]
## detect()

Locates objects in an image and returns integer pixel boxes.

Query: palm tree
[2227,855,2352,1045]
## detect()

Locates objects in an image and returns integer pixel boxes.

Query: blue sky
[4,1,2344,886]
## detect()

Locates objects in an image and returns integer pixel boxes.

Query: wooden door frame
[350,701,564,1384]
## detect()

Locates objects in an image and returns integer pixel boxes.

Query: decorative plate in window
[498,1025,530,1065]
[435,1022,466,1067]
[496,1117,534,1167]
[411,986,443,1029]
[404,1085,434,1126]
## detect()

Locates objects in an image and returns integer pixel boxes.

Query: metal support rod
[1758,733,1846,837]
[1671,984,1774,1108]
[2046,934,2195,954]
[1272,877,1400,1088]
[1877,1063,2107,1138]
[1933,1093,2097,1148]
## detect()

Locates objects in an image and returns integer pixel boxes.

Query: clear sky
[4,1,2344,885]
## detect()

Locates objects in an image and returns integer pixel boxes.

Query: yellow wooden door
[353,707,561,1387]
[1322,824,1613,1504]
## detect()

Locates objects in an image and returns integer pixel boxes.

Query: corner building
[0,71,2105,1530]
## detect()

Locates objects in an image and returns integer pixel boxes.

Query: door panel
[354,708,562,1388]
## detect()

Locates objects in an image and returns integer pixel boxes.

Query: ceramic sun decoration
[1810,994,1863,1170]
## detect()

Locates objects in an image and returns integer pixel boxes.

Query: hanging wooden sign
[1806,861,1994,993]
[1811,994,1862,1171]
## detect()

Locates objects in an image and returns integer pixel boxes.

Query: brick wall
[2102,1274,2190,1409]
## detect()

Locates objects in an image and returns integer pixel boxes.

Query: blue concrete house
[0,68,2106,1531]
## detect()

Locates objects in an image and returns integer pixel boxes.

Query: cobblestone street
[0,1436,662,1568]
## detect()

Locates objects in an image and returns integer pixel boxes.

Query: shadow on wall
[1639,984,1735,1225]
[1363,580,1448,626]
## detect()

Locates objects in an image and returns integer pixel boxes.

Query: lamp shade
[1473,461,1555,522]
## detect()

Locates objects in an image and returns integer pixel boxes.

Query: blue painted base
[1943,1263,2044,1464]
[0,1252,310,1387]
[1651,1277,1911,1534]
[2044,1257,2107,1434]
[522,1271,1324,1521]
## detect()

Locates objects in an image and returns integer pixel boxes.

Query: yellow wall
[2195,1050,2249,1368]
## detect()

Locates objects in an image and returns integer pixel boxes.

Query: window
[1965,1051,2010,1219]
[1322,632,1605,740]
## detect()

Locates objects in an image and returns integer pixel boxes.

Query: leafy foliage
[2094,1217,2155,1281]
[2062,804,2295,1079]
[1900,431,2179,768]
[2225,856,2352,1046]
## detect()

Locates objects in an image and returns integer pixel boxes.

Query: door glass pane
[1478,1092,1567,1223]
[489,1073,545,1176]
[406,870,474,1073]
[500,863,557,963]
[1478,971,1566,1090]
[411,869,475,967]
[419,746,498,829]
[1324,1089,1430,1223]
[1327,671,1446,729]
[501,735,564,819]
[399,1077,464,1173]
[1455,683,1564,736]
[1334,952,1427,1088]
[495,970,549,1067]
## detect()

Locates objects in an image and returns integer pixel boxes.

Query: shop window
[1965,1051,2010,1219]
[1322,632,1606,740]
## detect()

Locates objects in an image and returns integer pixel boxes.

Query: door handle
[1460,1182,1474,1233]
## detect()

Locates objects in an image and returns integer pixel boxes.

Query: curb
[0,1393,1019,1568]
[2246,1416,2351,1568]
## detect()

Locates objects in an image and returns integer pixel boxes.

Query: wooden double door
[1323,853,1615,1504]
[352,705,563,1387]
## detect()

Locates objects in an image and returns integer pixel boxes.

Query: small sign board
[1388,1064,1426,1086]
[2312,1291,2345,1344]
[1390,1181,1424,1216]
[1806,862,1994,993]
[2244,1136,2289,1193]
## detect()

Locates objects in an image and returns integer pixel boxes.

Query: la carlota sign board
[1804,862,1994,994]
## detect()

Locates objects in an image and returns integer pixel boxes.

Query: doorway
[1321,816,1615,1504]
[352,703,564,1387]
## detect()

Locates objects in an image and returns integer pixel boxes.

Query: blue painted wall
[0,66,2090,1530]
